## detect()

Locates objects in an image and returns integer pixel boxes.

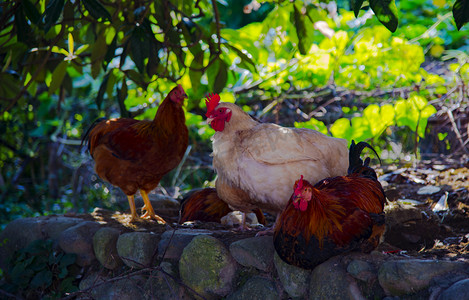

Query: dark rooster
[273,141,386,269]
[82,84,188,223]
[180,188,266,225]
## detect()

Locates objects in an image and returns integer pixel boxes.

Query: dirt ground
[70,155,469,261]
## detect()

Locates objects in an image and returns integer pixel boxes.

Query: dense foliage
[0,0,468,230]
[1,239,78,299]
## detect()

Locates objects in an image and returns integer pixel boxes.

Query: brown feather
[274,141,386,269]
[180,188,266,225]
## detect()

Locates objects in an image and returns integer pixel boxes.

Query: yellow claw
[140,190,166,224]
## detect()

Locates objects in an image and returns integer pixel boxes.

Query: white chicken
[205,94,349,229]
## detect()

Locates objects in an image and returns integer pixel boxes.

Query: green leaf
[30,256,48,271]
[362,104,395,137]
[206,58,220,92]
[146,39,161,77]
[0,73,21,99]
[15,4,29,44]
[350,116,374,141]
[103,35,117,70]
[58,265,68,279]
[117,79,129,117]
[96,72,110,109]
[59,253,76,268]
[351,0,365,17]
[10,262,33,284]
[167,27,185,69]
[82,0,112,21]
[438,132,448,141]
[90,32,107,78]
[106,69,116,98]
[417,105,436,137]
[294,118,328,135]
[22,0,41,24]
[30,269,53,288]
[49,251,61,265]
[68,32,74,55]
[44,0,65,33]
[129,27,149,74]
[189,50,204,94]
[207,58,228,94]
[59,277,77,291]
[369,0,399,32]
[452,0,469,30]
[176,0,193,15]
[214,60,228,93]
[126,69,144,85]
[49,61,68,95]
[395,99,417,131]
[292,2,311,55]
[224,43,257,72]
[330,118,353,140]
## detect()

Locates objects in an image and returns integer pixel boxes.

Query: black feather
[347,140,381,180]
[80,117,107,152]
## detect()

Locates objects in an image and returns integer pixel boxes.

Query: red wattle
[299,200,308,211]
[211,119,225,132]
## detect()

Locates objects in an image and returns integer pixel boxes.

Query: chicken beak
[206,117,214,125]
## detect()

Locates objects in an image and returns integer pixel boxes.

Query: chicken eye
[219,109,223,113]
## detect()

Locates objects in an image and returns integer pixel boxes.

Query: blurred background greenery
[0,0,468,229]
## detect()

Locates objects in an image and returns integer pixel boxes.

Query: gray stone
[158,229,212,260]
[417,186,441,195]
[78,272,111,299]
[438,278,469,300]
[308,256,364,300]
[43,216,84,240]
[179,235,238,299]
[378,259,468,296]
[116,232,160,269]
[93,227,123,270]
[144,268,193,299]
[384,202,422,228]
[226,276,279,300]
[229,236,274,271]
[273,252,311,298]
[59,221,101,266]
[347,260,376,282]
[0,218,45,270]
[78,272,146,300]
[108,275,147,300]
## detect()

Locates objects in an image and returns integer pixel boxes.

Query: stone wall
[0,215,468,299]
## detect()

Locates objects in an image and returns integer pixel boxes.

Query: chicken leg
[127,195,139,222]
[140,190,166,224]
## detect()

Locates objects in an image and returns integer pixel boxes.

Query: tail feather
[81,117,107,152]
[347,140,381,179]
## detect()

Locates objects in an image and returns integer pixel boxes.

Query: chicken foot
[255,214,278,236]
[140,190,166,224]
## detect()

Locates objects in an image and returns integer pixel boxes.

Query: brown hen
[82,85,188,223]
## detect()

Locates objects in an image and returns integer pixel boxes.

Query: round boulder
[179,235,238,299]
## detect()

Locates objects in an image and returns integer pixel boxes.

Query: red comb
[205,93,220,117]
[294,175,304,195]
